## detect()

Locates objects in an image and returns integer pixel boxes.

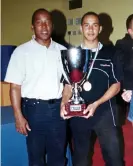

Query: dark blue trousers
[22,98,67,166]
[69,111,125,166]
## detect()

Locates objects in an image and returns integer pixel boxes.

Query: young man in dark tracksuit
[61,12,125,166]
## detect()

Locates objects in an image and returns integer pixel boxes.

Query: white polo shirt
[4,37,66,100]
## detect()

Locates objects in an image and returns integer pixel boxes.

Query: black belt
[22,97,61,104]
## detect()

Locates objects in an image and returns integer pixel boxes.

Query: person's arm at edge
[10,83,31,135]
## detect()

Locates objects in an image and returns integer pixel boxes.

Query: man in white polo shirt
[5,8,67,166]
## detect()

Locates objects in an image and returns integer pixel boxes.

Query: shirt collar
[31,35,55,49]
[81,42,103,52]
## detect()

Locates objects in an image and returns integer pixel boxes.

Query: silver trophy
[61,48,91,117]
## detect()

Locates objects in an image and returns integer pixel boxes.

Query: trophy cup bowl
[61,48,91,117]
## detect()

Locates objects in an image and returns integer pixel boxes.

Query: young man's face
[128,19,133,39]
[80,14,102,42]
[32,11,53,44]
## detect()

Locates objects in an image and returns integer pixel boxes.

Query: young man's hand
[83,101,99,119]
[60,103,72,119]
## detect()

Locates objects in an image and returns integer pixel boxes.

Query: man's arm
[60,84,72,119]
[10,83,31,135]
[83,82,120,118]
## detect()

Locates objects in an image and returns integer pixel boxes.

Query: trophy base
[65,102,86,117]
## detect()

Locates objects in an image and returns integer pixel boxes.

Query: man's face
[128,20,133,39]
[32,11,53,44]
[80,14,102,42]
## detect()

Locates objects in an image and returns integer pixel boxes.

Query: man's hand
[15,115,31,136]
[83,101,99,119]
[10,83,31,135]
[121,90,132,102]
[60,103,72,119]
[60,84,72,119]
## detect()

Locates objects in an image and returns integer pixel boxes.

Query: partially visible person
[116,14,133,126]
[4,8,67,166]
[122,90,133,126]
[61,11,125,166]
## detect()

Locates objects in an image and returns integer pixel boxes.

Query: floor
[1,106,133,166]
[93,120,133,166]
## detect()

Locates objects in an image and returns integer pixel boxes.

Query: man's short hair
[81,11,100,25]
[126,14,133,30]
[31,8,51,25]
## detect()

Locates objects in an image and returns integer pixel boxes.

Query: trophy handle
[79,65,90,86]
[61,55,71,84]
[78,49,91,86]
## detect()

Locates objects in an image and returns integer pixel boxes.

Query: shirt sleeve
[113,49,124,82]
[109,48,124,85]
[4,48,26,85]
